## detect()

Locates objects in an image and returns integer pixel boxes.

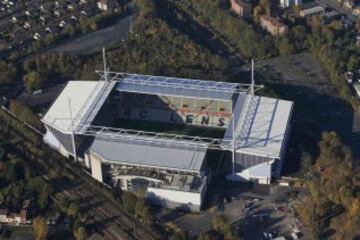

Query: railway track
[0,107,160,240]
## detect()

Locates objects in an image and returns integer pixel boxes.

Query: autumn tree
[33,217,48,240]
[296,132,360,239]
[212,214,234,239]
[74,226,87,240]
[259,0,271,15]
[68,202,80,216]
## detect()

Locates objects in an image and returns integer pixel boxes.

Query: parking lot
[158,179,308,240]
[224,190,306,240]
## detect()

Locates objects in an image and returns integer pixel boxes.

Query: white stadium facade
[42,69,293,211]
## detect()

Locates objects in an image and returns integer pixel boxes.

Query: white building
[280,0,302,8]
[300,5,325,18]
[42,72,293,210]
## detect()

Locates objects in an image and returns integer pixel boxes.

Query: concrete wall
[43,129,70,158]
[227,161,274,184]
[90,153,103,182]
[146,187,203,211]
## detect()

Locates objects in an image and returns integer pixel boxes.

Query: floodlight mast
[232,108,235,181]
[68,97,78,161]
[250,59,255,95]
[102,47,108,82]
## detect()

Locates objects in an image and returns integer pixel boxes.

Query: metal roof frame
[63,70,269,156]
[95,71,264,94]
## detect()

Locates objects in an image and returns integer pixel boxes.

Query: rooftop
[42,80,116,133]
[89,137,207,173]
[42,81,100,133]
[260,15,286,28]
[223,95,293,159]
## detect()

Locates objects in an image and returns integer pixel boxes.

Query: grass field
[114,118,226,138]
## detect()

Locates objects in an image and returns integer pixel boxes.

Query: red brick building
[259,15,288,36]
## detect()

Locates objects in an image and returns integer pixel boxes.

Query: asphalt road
[54,14,133,55]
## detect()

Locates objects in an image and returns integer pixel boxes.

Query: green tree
[169,229,187,240]
[121,191,137,213]
[197,232,221,240]
[68,202,80,216]
[278,37,296,55]
[291,25,307,50]
[9,100,42,130]
[347,55,359,71]
[0,61,16,86]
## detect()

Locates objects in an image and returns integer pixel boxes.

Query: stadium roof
[42,80,116,133]
[42,74,293,163]
[223,95,293,159]
[89,138,206,172]
[42,81,99,133]
[114,73,239,100]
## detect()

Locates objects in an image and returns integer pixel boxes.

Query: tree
[121,191,137,213]
[259,0,271,15]
[74,226,87,240]
[212,215,234,239]
[9,100,42,129]
[347,55,359,71]
[169,229,187,240]
[68,202,80,216]
[278,37,296,55]
[0,61,16,86]
[253,5,265,20]
[197,232,222,240]
[33,217,48,240]
[23,71,43,92]
[291,25,307,51]
[296,132,360,239]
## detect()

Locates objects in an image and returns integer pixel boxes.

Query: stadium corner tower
[42,71,293,211]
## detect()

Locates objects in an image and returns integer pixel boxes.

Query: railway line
[0,106,161,240]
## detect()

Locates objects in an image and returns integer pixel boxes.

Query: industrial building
[42,67,293,211]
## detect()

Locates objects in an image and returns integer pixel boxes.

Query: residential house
[230,0,252,18]
[259,15,288,36]
[353,82,360,98]
[343,0,355,8]
[0,210,8,223]
[0,209,29,225]
[353,6,360,15]
[97,0,115,11]
[299,5,325,18]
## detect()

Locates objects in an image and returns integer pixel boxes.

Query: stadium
[41,67,293,211]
